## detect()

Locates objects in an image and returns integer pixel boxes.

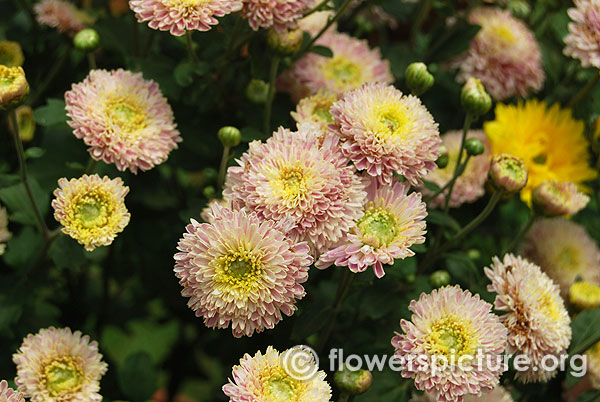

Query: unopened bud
[0,40,24,67]
[467,248,481,260]
[8,105,35,142]
[267,27,303,55]
[461,77,492,116]
[532,180,589,217]
[405,62,434,96]
[429,270,451,288]
[436,144,449,168]
[217,126,242,148]
[0,66,29,109]
[74,28,99,52]
[569,281,600,310]
[488,154,528,193]
[465,137,485,156]
[203,185,216,199]
[507,0,531,19]
[246,79,270,104]
[334,365,372,395]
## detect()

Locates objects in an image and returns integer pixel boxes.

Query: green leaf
[118,352,159,402]
[425,210,461,233]
[48,234,89,269]
[34,98,67,127]
[24,147,46,159]
[565,308,600,386]
[576,391,600,402]
[429,22,481,62]
[422,180,441,192]
[310,45,334,58]
[0,180,49,226]
[291,302,332,341]
[3,227,44,268]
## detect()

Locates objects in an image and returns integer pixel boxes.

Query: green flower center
[427,315,475,358]
[324,56,362,85]
[106,97,146,135]
[216,249,262,290]
[43,357,84,397]
[74,192,111,229]
[357,206,396,248]
[314,107,334,124]
[557,247,580,270]
[267,378,296,399]
[0,76,15,88]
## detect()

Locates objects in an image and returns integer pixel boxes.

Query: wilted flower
[0,66,29,109]
[223,123,366,254]
[13,327,108,402]
[531,180,590,217]
[34,0,88,36]
[330,83,440,186]
[410,386,514,402]
[391,285,507,402]
[291,90,338,134]
[520,218,600,297]
[569,281,600,310]
[278,32,393,102]
[0,206,10,256]
[317,179,427,278]
[422,130,491,208]
[0,41,24,67]
[223,346,332,401]
[8,105,36,142]
[65,69,181,173]
[174,204,312,337]
[452,7,544,100]
[564,0,600,68]
[485,254,571,383]
[130,0,242,36]
[242,0,310,31]
[52,174,130,251]
[484,100,597,204]
[0,380,24,402]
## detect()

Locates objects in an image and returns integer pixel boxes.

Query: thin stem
[410,0,433,47]
[502,213,537,254]
[218,145,231,190]
[8,109,51,242]
[132,15,140,57]
[424,155,471,203]
[316,269,354,354]
[298,0,353,59]
[226,16,243,55]
[444,113,473,213]
[87,52,97,70]
[84,158,98,175]
[186,31,200,64]
[29,46,71,106]
[263,56,281,136]
[141,30,156,59]
[567,73,599,109]
[303,0,331,17]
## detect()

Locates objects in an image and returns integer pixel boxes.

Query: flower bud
[532,180,589,217]
[461,77,492,116]
[218,126,242,148]
[203,185,216,199]
[0,66,29,109]
[8,105,36,142]
[73,28,100,52]
[465,137,485,156]
[334,365,372,395]
[488,154,528,193]
[0,40,24,67]
[429,270,451,288]
[267,27,303,55]
[467,248,481,260]
[507,0,531,19]
[405,62,434,96]
[569,281,600,310]
[246,79,270,104]
[436,144,449,168]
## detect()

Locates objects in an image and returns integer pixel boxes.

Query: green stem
[218,145,231,191]
[186,31,200,64]
[298,0,353,59]
[29,46,71,106]
[303,0,331,17]
[8,109,51,242]
[410,0,433,47]
[567,73,599,109]
[316,269,354,354]
[84,158,98,175]
[424,155,471,203]
[132,15,140,57]
[87,52,97,70]
[444,113,473,213]
[226,15,243,56]
[502,213,537,255]
[263,56,281,136]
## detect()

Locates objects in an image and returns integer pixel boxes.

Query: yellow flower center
[0,75,15,88]
[215,248,262,290]
[72,189,113,230]
[105,97,146,136]
[42,356,85,397]
[259,367,306,402]
[426,315,477,358]
[371,104,412,139]
[489,23,517,45]
[272,166,311,207]
[557,246,580,270]
[323,56,362,87]
[166,0,208,5]
[535,288,563,322]
[314,107,334,124]
[357,205,397,248]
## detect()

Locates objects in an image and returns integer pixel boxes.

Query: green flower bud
[429,270,451,288]
[246,79,270,104]
[73,29,100,52]
[217,126,242,148]
[0,66,29,109]
[334,365,372,395]
[405,273,416,283]
[436,144,449,168]
[507,0,531,19]
[203,185,216,199]
[467,248,481,260]
[405,62,434,96]
[267,27,303,55]
[488,154,528,193]
[8,105,35,142]
[461,77,492,116]
[465,137,485,156]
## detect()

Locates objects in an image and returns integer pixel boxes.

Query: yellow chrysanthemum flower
[569,281,600,310]
[484,100,597,204]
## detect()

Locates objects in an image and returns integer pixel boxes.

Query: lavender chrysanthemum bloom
[330,83,441,186]
[410,386,514,402]
[242,0,310,32]
[485,254,572,383]
[0,206,11,256]
[13,327,108,402]
[65,69,181,173]
[451,7,544,100]
[520,218,600,297]
[278,32,393,102]
[421,130,491,208]
[317,178,427,278]
[129,0,242,36]
[0,380,24,402]
[34,0,87,36]
[223,123,366,255]
[564,0,600,68]
[174,204,313,337]
[391,285,508,402]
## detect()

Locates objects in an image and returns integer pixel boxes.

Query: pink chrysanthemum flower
[223,346,332,401]
[291,90,338,135]
[129,0,242,36]
[34,0,87,36]
[520,218,600,297]
[330,83,440,186]
[391,285,508,402]
[223,123,366,254]
[277,32,393,102]
[52,174,130,251]
[174,204,313,337]
[451,7,544,100]
[532,180,590,217]
[422,130,491,208]
[65,69,181,173]
[0,381,24,402]
[564,0,600,68]
[316,179,427,278]
[242,0,310,32]
[410,386,514,402]
[13,327,108,402]
[485,254,572,383]
[0,206,11,256]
